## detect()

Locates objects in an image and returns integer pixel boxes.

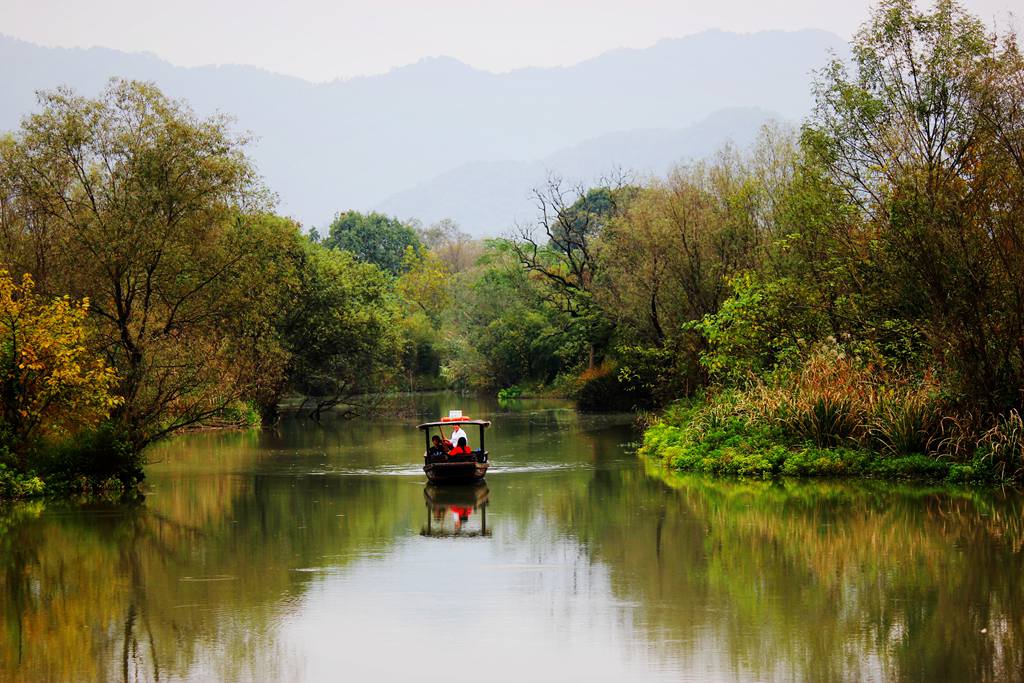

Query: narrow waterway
[1,393,1022,682]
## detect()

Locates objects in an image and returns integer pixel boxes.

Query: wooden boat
[418,417,491,484]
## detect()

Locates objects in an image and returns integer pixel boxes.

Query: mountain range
[0,30,847,234]
[375,106,784,230]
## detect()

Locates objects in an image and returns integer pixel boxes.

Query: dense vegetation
[632,0,1024,483]
[0,82,408,496]
[1,0,1021,496]
[439,0,1024,483]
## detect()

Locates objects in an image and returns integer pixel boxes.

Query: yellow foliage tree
[0,271,121,460]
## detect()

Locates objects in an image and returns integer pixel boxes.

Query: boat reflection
[421,483,491,537]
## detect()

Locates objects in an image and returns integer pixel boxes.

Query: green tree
[507,179,632,369]
[285,247,402,420]
[222,214,311,423]
[590,141,781,402]
[597,147,767,349]
[394,246,451,384]
[395,246,450,326]
[323,211,421,275]
[445,243,570,388]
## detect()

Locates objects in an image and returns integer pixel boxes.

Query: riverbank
[638,396,1013,485]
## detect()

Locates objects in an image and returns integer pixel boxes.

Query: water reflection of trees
[0,471,422,682]
[3,408,1022,682]
[540,462,1024,682]
[0,397,615,682]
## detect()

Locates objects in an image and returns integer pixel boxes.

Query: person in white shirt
[449,425,468,450]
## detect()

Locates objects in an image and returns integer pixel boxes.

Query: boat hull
[423,460,489,484]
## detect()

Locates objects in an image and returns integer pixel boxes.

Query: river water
[1,393,1022,682]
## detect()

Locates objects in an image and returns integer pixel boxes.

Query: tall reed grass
[978,410,1024,480]
[737,348,941,455]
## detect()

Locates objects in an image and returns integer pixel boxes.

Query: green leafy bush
[36,422,143,491]
[0,463,45,499]
[497,386,522,400]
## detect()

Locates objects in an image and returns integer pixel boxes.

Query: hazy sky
[1,0,1017,82]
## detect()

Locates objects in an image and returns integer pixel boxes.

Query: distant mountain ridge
[0,30,846,234]
[375,107,785,231]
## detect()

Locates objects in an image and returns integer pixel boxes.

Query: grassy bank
[638,356,1023,485]
[638,400,987,483]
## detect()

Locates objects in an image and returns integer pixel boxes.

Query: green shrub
[945,455,1000,484]
[868,454,949,480]
[497,385,522,400]
[36,422,143,491]
[0,463,45,499]
[780,447,871,477]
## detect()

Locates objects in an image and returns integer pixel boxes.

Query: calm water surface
[2,394,1023,682]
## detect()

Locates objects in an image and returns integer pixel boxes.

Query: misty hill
[0,30,845,234]
[376,107,783,231]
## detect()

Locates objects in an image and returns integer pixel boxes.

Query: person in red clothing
[448,436,470,456]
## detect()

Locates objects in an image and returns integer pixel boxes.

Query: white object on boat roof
[449,409,463,418]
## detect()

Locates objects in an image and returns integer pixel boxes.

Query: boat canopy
[417,419,491,430]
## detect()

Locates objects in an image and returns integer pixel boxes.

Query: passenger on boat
[448,436,471,456]
[449,425,468,449]
[428,435,449,457]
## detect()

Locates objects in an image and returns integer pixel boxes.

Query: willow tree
[0,79,273,449]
